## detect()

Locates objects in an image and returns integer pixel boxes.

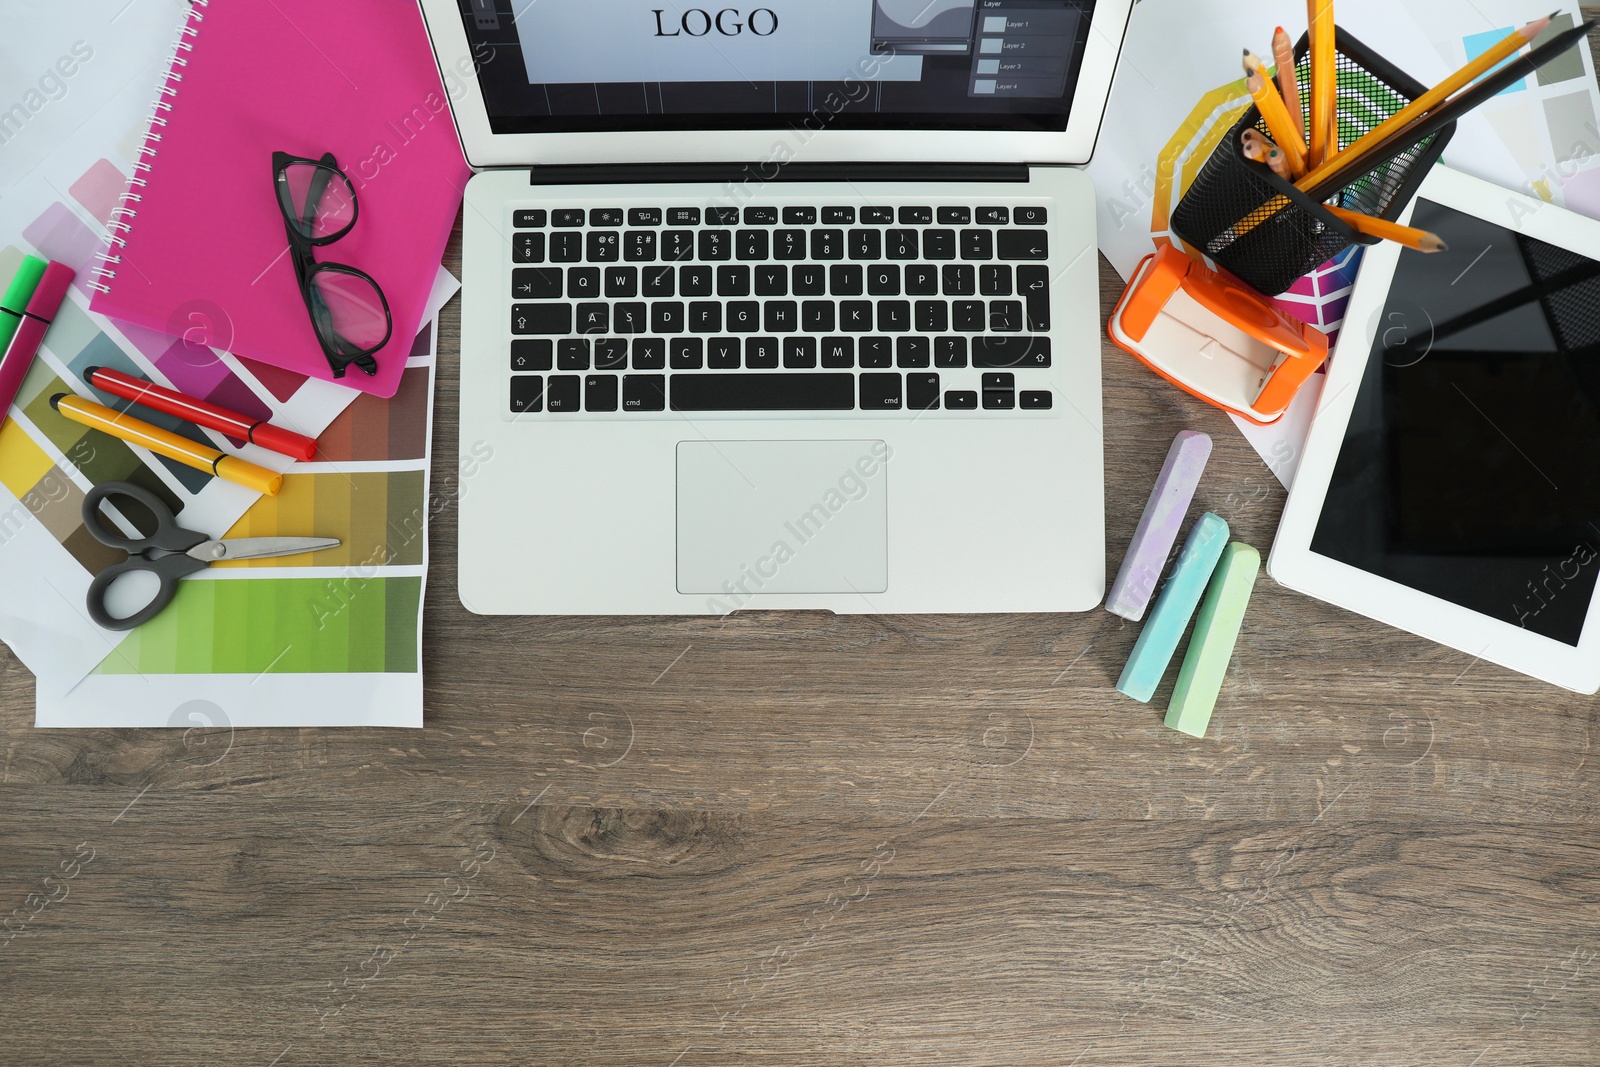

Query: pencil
[1307,0,1337,167]
[1325,205,1447,252]
[1297,14,1552,194]
[1242,129,1293,180]
[1273,26,1304,143]
[1246,67,1307,177]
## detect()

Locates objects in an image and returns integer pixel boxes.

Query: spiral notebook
[88,0,469,399]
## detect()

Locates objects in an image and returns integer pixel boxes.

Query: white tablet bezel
[1270,166,1600,695]
[415,0,1133,169]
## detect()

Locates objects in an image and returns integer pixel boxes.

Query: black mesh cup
[1170,28,1455,296]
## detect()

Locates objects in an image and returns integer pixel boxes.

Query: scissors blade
[198,536,342,562]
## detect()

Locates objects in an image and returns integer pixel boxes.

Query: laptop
[417,0,1131,615]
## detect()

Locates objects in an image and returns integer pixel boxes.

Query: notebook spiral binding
[88,0,209,296]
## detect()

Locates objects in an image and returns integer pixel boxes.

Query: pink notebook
[90,0,469,399]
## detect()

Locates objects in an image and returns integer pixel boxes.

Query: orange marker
[49,394,282,495]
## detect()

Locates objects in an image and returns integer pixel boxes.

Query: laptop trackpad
[677,440,889,596]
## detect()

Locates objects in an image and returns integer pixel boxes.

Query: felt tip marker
[0,255,48,357]
[0,261,74,419]
[84,366,318,462]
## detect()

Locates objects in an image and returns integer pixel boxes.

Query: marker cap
[24,262,75,320]
[249,422,318,462]
[216,456,284,496]
[1,256,48,314]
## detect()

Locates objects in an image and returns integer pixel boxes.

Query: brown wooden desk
[3,221,1597,1066]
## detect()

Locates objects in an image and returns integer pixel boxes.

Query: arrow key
[998,229,1049,261]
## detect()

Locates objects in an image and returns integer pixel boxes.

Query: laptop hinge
[528,163,1031,185]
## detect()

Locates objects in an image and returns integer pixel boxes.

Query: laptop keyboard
[506,203,1056,417]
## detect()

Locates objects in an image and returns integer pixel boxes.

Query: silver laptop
[418,0,1130,615]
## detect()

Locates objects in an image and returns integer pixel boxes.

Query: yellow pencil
[1242,129,1293,180]
[1326,205,1448,253]
[1246,67,1307,177]
[1308,0,1337,167]
[1273,26,1304,142]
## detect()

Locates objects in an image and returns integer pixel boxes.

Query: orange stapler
[1108,244,1330,425]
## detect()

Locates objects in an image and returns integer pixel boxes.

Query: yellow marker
[49,394,282,496]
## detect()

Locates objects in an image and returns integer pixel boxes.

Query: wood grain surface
[6,72,1600,1067]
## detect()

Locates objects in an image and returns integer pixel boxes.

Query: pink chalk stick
[1106,429,1213,621]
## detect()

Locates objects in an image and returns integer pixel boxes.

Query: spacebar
[670,374,856,411]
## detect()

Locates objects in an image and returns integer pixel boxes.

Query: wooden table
[4,218,1598,1063]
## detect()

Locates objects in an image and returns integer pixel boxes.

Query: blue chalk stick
[1116,512,1230,703]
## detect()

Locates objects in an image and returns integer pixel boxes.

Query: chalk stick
[1106,430,1213,621]
[1166,543,1261,739]
[1117,512,1230,703]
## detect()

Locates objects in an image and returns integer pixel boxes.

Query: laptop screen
[454,0,1098,135]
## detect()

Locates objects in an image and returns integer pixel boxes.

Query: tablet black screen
[1311,198,1600,647]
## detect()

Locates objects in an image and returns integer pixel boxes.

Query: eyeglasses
[273,151,392,379]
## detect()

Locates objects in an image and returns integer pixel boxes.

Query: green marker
[0,255,48,353]
[1165,543,1261,739]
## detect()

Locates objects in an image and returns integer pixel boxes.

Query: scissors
[83,481,341,631]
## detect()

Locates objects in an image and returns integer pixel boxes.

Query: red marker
[85,366,318,462]
[0,261,74,418]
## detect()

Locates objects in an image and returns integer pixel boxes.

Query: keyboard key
[792,264,826,295]
[934,337,967,368]
[905,264,938,295]
[886,229,919,259]
[576,302,609,334]
[868,264,900,296]
[783,337,817,368]
[672,373,855,411]
[717,264,751,296]
[1021,390,1053,409]
[510,375,543,413]
[840,300,873,332]
[990,300,1024,332]
[899,206,933,225]
[945,390,978,409]
[699,230,731,261]
[662,230,695,261]
[976,206,1009,225]
[568,267,601,299]
[547,375,580,411]
[802,300,835,332]
[1015,206,1048,225]
[550,232,583,262]
[707,338,741,368]
[512,303,571,335]
[585,374,618,411]
[998,230,1049,260]
[775,229,807,260]
[629,207,662,226]
[983,390,1016,410]
[1018,265,1050,331]
[652,301,685,334]
[862,206,895,224]
[624,374,667,411]
[980,264,1013,296]
[689,301,721,332]
[512,339,553,372]
[613,302,647,334]
[983,372,1016,390]
[821,337,854,367]
[756,265,787,295]
[595,338,628,370]
[877,300,911,332]
[937,207,971,226]
[744,337,778,368]
[513,267,562,300]
[764,301,798,332]
[859,336,892,368]
[783,206,817,225]
[589,208,623,227]
[680,265,713,297]
[667,207,701,225]
[726,301,760,332]
[860,372,903,410]
[953,300,986,332]
[513,232,546,263]
[558,338,591,370]
[915,300,948,332]
[942,264,976,296]
[924,229,956,260]
[907,373,940,410]
[706,206,739,225]
[737,229,769,260]
[973,336,1051,368]
[850,229,882,260]
[897,337,930,368]
[625,231,657,262]
[961,229,993,260]
[632,338,666,369]
[671,338,704,369]
[514,209,547,228]
[812,229,844,260]
[744,207,779,225]
[553,209,585,227]
[605,267,638,298]
[830,264,863,296]
[824,206,855,224]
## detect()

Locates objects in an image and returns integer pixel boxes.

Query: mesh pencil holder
[1170,28,1455,296]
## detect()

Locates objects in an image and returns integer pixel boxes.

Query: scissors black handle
[82,482,210,631]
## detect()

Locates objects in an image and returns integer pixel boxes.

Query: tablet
[1271,166,1600,694]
